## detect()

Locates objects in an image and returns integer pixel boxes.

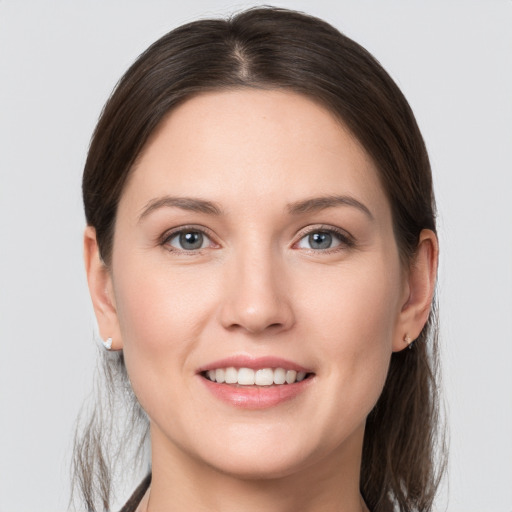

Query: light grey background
[1,1,511,511]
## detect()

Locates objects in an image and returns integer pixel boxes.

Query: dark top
[119,474,151,512]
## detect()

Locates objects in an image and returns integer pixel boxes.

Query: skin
[85,89,438,512]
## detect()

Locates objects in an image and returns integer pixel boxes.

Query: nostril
[244,322,284,334]
[218,288,295,334]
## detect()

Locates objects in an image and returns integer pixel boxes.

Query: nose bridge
[219,237,294,334]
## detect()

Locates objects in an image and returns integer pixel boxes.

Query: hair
[75,6,446,512]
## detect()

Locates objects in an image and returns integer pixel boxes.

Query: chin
[190,428,343,482]
[206,452,310,481]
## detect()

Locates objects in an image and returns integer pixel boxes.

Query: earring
[102,337,113,350]
[404,334,414,349]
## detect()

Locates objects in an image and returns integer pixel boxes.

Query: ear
[393,229,439,352]
[84,226,122,350]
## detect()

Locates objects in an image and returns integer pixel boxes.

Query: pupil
[309,232,331,249]
[180,232,203,250]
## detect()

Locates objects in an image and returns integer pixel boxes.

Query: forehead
[121,89,390,222]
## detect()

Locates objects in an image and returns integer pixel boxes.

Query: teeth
[285,370,297,384]
[224,367,238,384]
[296,371,306,382]
[238,368,255,385]
[273,368,286,385]
[215,368,226,383]
[205,367,309,386]
[255,368,274,386]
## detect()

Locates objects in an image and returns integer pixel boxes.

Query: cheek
[113,253,218,343]
[299,254,402,344]
[110,258,220,405]
[297,255,401,408]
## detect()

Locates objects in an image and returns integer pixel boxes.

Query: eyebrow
[138,196,222,222]
[287,195,374,220]
[138,194,373,222]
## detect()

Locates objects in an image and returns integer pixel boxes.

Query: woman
[74,6,445,512]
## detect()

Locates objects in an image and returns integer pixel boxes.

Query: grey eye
[297,230,343,250]
[308,232,332,249]
[168,231,208,250]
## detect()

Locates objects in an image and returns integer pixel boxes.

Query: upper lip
[197,355,313,374]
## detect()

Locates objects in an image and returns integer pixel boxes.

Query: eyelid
[293,224,355,251]
[160,224,219,252]
[158,223,354,253]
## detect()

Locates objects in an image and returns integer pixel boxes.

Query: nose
[219,248,295,335]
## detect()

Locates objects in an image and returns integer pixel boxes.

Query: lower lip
[200,376,313,409]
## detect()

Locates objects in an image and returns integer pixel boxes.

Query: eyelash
[294,225,355,253]
[160,225,355,254]
[160,225,217,253]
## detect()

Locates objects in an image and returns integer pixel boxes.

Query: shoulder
[119,474,151,512]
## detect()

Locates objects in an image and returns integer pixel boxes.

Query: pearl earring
[404,334,413,349]
[102,337,113,350]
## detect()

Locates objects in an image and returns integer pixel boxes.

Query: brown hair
[76,6,445,511]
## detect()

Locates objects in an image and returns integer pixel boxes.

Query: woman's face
[106,90,411,478]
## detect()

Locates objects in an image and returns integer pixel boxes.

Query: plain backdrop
[1,1,511,511]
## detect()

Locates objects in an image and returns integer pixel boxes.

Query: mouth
[198,357,315,409]
[201,367,313,386]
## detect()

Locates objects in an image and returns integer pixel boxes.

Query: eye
[163,229,212,251]
[296,228,353,251]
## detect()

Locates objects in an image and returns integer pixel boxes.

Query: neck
[146,424,368,512]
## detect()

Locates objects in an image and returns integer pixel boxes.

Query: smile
[198,357,315,409]
[204,367,310,386]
